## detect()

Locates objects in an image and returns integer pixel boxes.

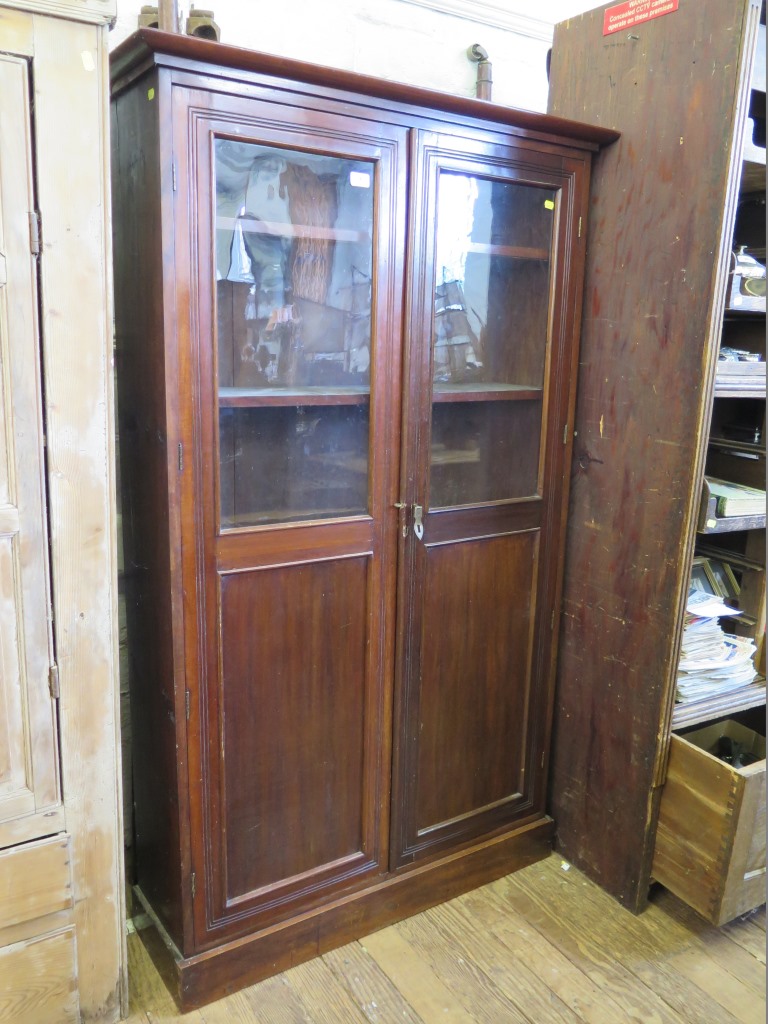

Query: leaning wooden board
[546,0,763,911]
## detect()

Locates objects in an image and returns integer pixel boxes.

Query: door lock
[413,504,424,541]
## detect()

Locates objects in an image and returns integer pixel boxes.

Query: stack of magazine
[676,589,757,703]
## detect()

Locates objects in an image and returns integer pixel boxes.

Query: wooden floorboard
[124,855,765,1024]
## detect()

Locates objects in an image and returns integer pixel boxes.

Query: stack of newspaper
[676,590,757,703]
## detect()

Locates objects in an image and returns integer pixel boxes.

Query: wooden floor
[125,855,766,1024]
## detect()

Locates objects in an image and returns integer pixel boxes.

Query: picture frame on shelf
[690,556,719,596]
[706,557,742,600]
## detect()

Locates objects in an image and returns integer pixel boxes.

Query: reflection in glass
[214,139,375,528]
[429,173,556,508]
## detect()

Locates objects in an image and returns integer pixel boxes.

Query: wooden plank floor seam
[124,856,766,1024]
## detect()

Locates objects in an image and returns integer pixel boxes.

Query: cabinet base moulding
[139,816,553,1011]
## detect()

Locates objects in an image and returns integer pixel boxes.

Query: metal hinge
[185,690,191,720]
[578,216,583,239]
[191,872,196,899]
[178,442,183,473]
[172,161,177,192]
[49,664,60,699]
[29,211,41,256]
[563,422,569,445]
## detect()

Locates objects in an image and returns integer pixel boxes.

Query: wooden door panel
[174,92,406,948]
[415,532,537,832]
[391,130,586,868]
[0,55,58,844]
[219,556,371,905]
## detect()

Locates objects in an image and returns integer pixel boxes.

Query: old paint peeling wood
[30,12,126,1022]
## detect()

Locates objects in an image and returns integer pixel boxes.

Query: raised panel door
[391,131,585,865]
[0,54,59,848]
[173,88,406,948]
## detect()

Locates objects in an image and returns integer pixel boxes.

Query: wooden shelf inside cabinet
[217,215,369,244]
[432,383,543,403]
[465,242,550,261]
[672,680,766,729]
[714,382,766,398]
[219,386,370,407]
[708,436,766,457]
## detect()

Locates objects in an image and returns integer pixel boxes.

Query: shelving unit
[547,0,766,922]
[683,12,767,730]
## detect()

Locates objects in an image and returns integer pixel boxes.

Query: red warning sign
[603,0,679,36]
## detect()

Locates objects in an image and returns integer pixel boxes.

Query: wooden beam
[31,13,126,1022]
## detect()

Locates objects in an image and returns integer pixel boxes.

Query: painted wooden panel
[0,927,79,1024]
[30,14,125,1021]
[0,52,59,844]
[0,836,72,931]
[0,0,115,25]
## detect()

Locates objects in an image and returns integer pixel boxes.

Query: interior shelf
[698,507,766,534]
[672,679,766,730]
[708,436,766,456]
[714,382,766,399]
[216,214,367,244]
[220,383,545,406]
[219,385,370,407]
[432,383,542,402]
[465,241,550,260]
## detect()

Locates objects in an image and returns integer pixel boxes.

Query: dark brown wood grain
[175,820,553,1011]
[111,28,608,1007]
[110,28,618,150]
[412,533,536,846]
[546,0,762,911]
[112,70,190,952]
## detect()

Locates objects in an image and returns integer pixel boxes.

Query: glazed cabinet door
[173,88,406,949]
[0,54,59,849]
[391,131,586,866]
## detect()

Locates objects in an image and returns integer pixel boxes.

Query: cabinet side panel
[547,0,758,908]
[112,77,184,946]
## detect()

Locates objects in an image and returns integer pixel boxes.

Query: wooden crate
[652,720,766,925]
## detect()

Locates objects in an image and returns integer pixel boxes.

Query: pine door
[0,54,60,848]
[391,130,585,866]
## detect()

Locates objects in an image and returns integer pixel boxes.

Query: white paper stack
[676,590,758,703]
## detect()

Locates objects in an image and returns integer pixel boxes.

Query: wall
[108,0,598,112]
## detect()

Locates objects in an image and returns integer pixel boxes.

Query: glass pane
[430,401,542,508]
[214,138,374,528]
[429,173,556,508]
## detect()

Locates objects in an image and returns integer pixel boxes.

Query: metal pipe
[158,0,179,33]
[467,43,492,101]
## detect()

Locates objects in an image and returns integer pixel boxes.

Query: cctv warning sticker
[603,0,679,36]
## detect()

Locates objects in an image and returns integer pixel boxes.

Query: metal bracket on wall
[139,3,220,39]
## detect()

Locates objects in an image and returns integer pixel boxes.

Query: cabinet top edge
[110,28,619,150]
